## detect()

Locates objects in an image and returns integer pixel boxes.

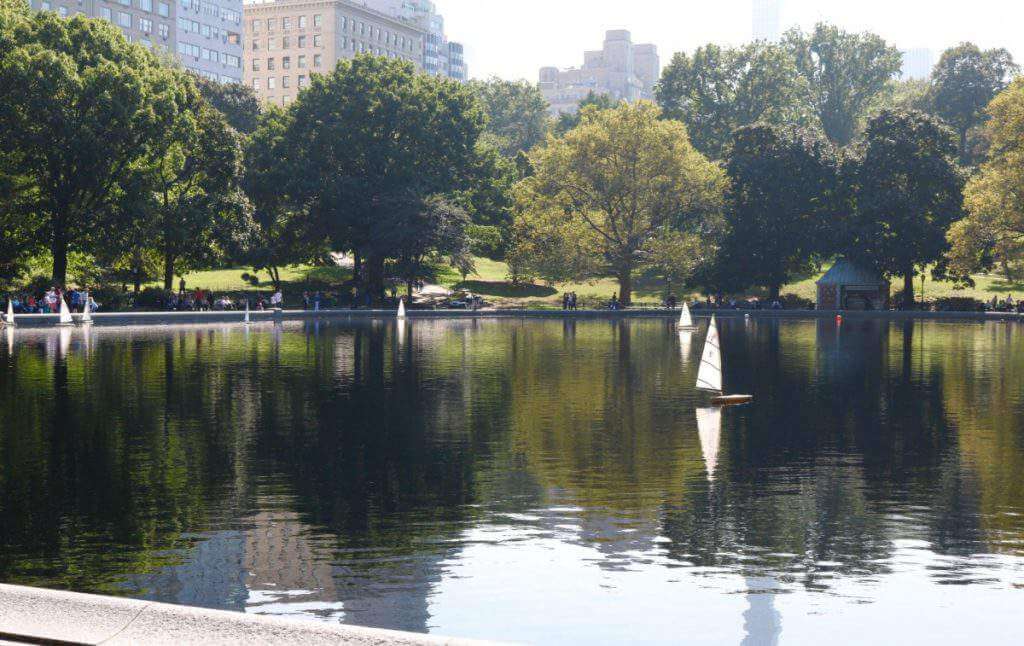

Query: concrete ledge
[2,307,1021,329]
[0,584,484,645]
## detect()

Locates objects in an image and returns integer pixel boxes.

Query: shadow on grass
[454,280,557,298]
[981,277,1024,294]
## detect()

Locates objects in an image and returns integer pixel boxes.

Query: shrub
[134,287,168,309]
[934,296,985,312]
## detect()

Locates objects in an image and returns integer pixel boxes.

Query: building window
[58,5,67,16]
[253,78,260,90]
[139,0,152,11]
[313,54,322,67]
[268,38,276,50]
[118,0,130,5]
[339,16,346,30]
[282,56,290,69]
[282,76,290,88]
[139,18,152,33]
[158,1,168,16]
[297,55,306,68]
[298,75,306,88]
[100,6,111,20]
[297,35,306,48]
[251,40,260,51]
[252,59,260,71]
[268,77,276,89]
[298,15,306,29]
[267,58,274,70]
[313,14,321,27]
[282,36,290,49]
[267,18,276,31]
[359,21,364,35]
[118,11,131,27]
[282,96,290,105]
[251,19,261,33]
[159,23,168,38]
[282,16,291,30]
[313,34,321,48]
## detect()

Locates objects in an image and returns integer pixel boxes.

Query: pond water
[1,318,1023,644]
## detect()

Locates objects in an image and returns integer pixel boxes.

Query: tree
[656,42,813,159]
[244,107,324,290]
[137,85,251,290]
[715,124,838,300]
[947,79,1024,279]
[927,43,1019,165]
[514,102,727,305]
[0,12,190,286]
[846,110,964,306]
[385,195,474,298]
[784,24,902,146]
[552,92,618,136]
[469,77,550,157]
[193,74,262,135]
[285,55,484,300]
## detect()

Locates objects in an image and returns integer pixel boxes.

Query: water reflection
[1,319,1024,643]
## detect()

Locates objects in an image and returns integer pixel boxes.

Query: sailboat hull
[711,395,753,407]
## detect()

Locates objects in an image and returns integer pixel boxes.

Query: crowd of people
[988,295,1024,313]
[561,292,579,310]
[7,287,97,314]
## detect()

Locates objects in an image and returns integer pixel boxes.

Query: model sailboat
[678,302,696,329]
[4,299,14,327]
[397,298,407,319]
[79,292,93,325]
[696,315,752,407]
[57,297,74,327]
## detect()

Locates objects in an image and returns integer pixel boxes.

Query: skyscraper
[752,0,782,42]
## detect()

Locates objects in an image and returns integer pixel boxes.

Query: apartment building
[359,0,466,80]
[28,0,244,83]
[243,0,426,106]
[539,30,660,116]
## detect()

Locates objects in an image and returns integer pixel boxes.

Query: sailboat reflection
[678,329,693,363]
[695,407,721,482]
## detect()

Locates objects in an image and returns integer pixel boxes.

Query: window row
[250,34,323,51]
[250,14,322,32]
[252,54,322,71]
[252,76,308,90]
[177,41,241,68]
[180,0,241,24]
[338,17,414,52]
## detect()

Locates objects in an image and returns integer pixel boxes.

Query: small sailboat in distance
[678,301,697,329]
[4,298,14,328]
[696,315,753,407]
[57,296,74,327]
[79,291,93,326]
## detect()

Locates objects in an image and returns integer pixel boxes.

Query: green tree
[784,23,903,146]
[387,195,474,298]
[0,12,193,286]
[847,109,964,306]
[243,107,324,290]
[469,77,550,156]
[947,79,1024,279]
[193,73,262,135]
[656,42,813,159]
[927,43,1019,165]
[552,92,618,136]
[514,102,727,305]
[715,124,838,300]
[285,55,484,300]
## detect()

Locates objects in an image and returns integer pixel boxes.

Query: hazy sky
[437,0,1024,81]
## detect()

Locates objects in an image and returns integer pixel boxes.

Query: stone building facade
[539,30,659,116]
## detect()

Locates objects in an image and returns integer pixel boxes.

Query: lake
[1,318,1023,644]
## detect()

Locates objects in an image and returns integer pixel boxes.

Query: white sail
[58,297,74,326]
[696,407,722,482]
[398,298,407,319]
[678,302,695,328]
[80,292,92,324]
[696,315,723,392]
[5,298,14,327]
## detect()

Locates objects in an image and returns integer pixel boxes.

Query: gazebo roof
[816,259,887,286]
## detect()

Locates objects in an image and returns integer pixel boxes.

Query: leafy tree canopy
[469,77,550,157]
[194,74,262,135]
[552,91,620,137]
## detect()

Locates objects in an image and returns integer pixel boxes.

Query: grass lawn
[169,258,1024,309]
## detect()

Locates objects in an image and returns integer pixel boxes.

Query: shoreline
[2,307,1022,329]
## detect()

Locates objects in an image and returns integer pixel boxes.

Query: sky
[436,0,1024,81]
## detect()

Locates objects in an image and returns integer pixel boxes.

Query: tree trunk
[163,253,175,291]
[903,266,916,310]
[133,271,142,294]
[270,266,281,290]
[51,227,68,288]
[406,279,414,300]
[768,284,781,302]
[617,265,633,307]
[364,254,386,305]
[959,128,969,165]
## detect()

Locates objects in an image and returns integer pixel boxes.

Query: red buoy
[836,314,843,325]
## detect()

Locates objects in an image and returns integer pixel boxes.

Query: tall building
[28,0,244,83]
[752,0,782,42]
[243,0,426,106]
[901,48,935,81]
[359,0,466,80]
[538,30,660,116]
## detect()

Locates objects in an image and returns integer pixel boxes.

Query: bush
[134,287,168,309]
[780,294,815,310]
[934,296,984,312]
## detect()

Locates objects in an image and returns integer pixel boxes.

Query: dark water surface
[1,318,1023,644]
